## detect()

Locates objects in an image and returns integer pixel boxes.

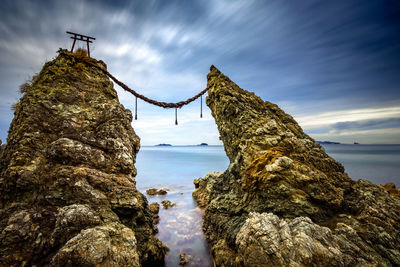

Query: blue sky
[1,0,400,145]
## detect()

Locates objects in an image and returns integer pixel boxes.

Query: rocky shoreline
[193,66,400,266]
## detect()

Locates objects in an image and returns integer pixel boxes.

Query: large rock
[0,50,168,266]
[193,66,400,266]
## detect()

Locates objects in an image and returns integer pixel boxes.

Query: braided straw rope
[80,57,211,109]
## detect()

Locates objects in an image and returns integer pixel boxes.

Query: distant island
[155,143,172,146]
[198,143,208,146]
[317,141,341,145]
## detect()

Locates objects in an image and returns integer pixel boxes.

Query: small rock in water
[146,188,168,196]
[161,200,176,209]
[179,253,190,265]
[158,189,168,195]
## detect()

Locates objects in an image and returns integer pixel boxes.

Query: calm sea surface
[322,144,400,186]
[135,146,229,267]
[135,144,400,266]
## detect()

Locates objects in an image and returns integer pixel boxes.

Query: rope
[200,95,203,118]
[135,96,137,120]
[78,57,212,109]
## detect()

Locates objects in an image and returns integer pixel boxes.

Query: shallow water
[323,144,400,186]
[135,146,229,267]
[135,144,400,266]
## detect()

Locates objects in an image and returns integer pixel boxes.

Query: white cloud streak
[309,127,400,144]
[295,106,400,130]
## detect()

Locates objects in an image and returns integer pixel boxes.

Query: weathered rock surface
[0,50,167,266]
[193,66,400,266]
[146,188,168,196]
[161,200,176,209]
[148,202,160,230]
[379,182,400,197]
[179,253,191,266]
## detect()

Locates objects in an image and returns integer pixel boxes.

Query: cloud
[309,127,400,144]
[1,0,400,145]
[331,118,400,131]
[100,41,163,65]
[296,106,400,130]
[297,106,400,144]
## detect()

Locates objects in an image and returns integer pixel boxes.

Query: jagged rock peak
[206,65,347,177]
[0,50,167,266]
[193,66,400,266]
[205,66,354,216]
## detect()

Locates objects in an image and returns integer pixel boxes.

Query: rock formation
[146,188,168,196]
[161,200,176,209]
[0,50,167,266]
[148,202,160,229]
[179,253,191,265]
[379,182,400,197]
[193,66,400,266]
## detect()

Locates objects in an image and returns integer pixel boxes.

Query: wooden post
[86,38,90,57]
[71,34,77,52]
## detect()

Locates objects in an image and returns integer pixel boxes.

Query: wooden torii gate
[66,31,96,57]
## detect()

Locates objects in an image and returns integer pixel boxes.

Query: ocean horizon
[142,143,400,146]
[135,144,400,266]
[139,143,400,186]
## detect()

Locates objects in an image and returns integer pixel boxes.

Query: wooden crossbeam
[66,31,95,40]
[70,37,93,43]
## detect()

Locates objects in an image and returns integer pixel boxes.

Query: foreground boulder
[0,50,168,266]
[193,66,400,266]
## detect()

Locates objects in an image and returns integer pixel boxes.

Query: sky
[1,0,400,145]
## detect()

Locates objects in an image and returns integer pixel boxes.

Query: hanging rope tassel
[175,108,178,125]
[135,96,138,120]
[200,95,203,118]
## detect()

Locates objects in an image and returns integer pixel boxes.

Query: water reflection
[135,146,229,266]
[146,190,212,266]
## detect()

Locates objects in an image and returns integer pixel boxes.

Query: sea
[135,144,400,266]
